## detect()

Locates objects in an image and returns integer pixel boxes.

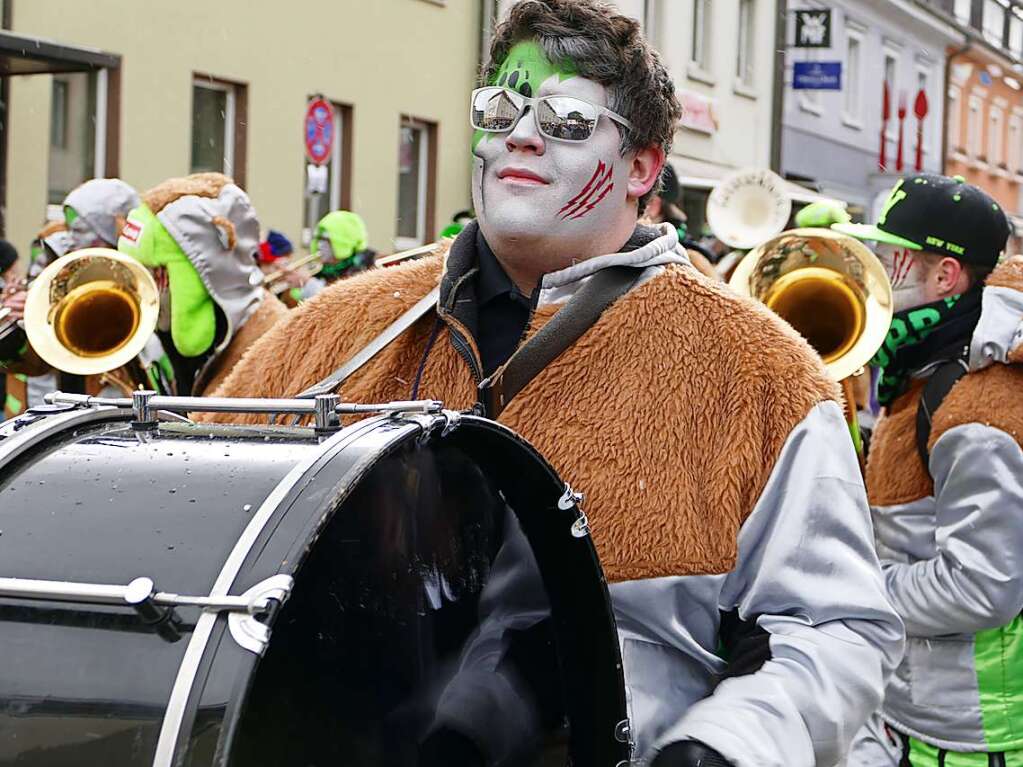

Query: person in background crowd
[643,163,717,279]
[255,229,306,305]
[0,239,17,289]
[205,2,902,765]
[439,209,476,239]
[117,172,288,396]
[63,178,140,251]
[257,229,294,270]
[27,220,71,279]
[0,239,18,417]
[300,210,375,300]
[1,180,140,418]
[834,174,1023,767]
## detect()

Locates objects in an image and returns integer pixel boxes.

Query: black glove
[418,728,485,767]
[651,740,733,767]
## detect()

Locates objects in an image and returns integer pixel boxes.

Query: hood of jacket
[969,256,1023,371]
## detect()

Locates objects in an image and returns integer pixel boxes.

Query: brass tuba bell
[729,228,893,381]
[23,248,160,376]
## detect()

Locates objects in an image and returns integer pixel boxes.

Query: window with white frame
[844,30,863,124]
[983,0,1005,47]
[949,84,963,153]
[191,77,238,176]
[47,70,106,206]
[690,0,711,70]
[954,0,972,23]
[396,118,435,249]
[884,52,899,140]
[1008,111,1023,172]
[990,104,1005,167]
[967,93,985,159]
[736,0,755,87]
[1011,11,1023,59]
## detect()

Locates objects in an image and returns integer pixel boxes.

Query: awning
[668,155,847,208]
[0,31,119,76]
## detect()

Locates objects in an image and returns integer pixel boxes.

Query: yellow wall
[5,0,480,256]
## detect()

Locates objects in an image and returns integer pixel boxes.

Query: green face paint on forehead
[473,40,578,152]
[492,40,577,97]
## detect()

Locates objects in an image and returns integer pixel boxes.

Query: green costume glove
[118,204,216,357]
[795,200,852,229]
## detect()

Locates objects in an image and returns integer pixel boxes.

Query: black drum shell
[0,409,628,766]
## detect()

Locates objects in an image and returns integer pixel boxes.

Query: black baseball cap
[833,173,1011,268]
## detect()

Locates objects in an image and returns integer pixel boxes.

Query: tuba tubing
[728,228,893,382]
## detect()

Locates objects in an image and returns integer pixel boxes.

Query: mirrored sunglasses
[470,86,633,142]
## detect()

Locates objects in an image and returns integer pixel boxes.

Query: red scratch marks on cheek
[558,161,614,221]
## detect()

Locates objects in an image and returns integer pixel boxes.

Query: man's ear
[934,256,968,297]
[627,145,666,201]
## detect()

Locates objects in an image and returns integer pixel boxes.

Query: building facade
[926,0,1023,244]
[1,0,481,257]
[782,0,960,221]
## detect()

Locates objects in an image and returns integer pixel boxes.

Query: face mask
[471,41,631,255]
[875,243,929,313]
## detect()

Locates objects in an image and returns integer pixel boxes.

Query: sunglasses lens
[537,96,599,141]
[471,88,523,132]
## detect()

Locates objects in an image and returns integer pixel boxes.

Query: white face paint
[875,243,930,312]
[472,73,632,267]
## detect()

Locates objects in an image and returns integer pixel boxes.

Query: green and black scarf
[871,287,983,406]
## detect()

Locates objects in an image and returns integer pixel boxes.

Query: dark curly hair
[484,0,681,206]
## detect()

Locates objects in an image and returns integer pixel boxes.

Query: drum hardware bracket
[0,574,293,651]
[559,484,590,538]
[227,574,294,655]
[45,391,446,427]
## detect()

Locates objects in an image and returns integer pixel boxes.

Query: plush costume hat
[117,172,263,360]
[63,178,140,250]
[311,211,368,265]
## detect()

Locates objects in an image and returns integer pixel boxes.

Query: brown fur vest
[209,254,838,582]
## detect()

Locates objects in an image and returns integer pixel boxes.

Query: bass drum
[0,404,628,766]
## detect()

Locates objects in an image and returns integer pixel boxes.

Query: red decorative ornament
[914,89,929,172]
[896,91,907,172]
[880,80,890,171]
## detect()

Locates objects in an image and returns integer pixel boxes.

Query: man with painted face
[117,172,288,396]
[207,3,901,765]
[832,174,1023,767]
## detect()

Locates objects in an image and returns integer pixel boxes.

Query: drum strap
[298,265,642,409]
[296,286,441,399]
[479,265,644,418]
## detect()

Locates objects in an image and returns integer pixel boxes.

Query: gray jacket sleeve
[881,423,1023,637]
[659,401,905,767]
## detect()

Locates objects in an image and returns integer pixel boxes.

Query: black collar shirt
[475,232,535,378]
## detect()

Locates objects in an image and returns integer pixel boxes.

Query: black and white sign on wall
[794,9,832,48]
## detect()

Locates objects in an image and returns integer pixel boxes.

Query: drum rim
[204,414,630,767]
[151,414,402,767]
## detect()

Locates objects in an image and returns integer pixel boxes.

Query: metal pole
[769,0,788,174]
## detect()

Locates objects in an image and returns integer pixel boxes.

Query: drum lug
[227,574,294,655]
[558,483,590,538]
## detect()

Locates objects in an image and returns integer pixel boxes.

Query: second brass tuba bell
[23,248,160,376]
[729,228,893,381]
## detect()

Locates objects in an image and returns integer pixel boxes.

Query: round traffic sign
[304,98,335,166]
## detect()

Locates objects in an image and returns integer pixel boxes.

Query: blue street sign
[793,61,842,90]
